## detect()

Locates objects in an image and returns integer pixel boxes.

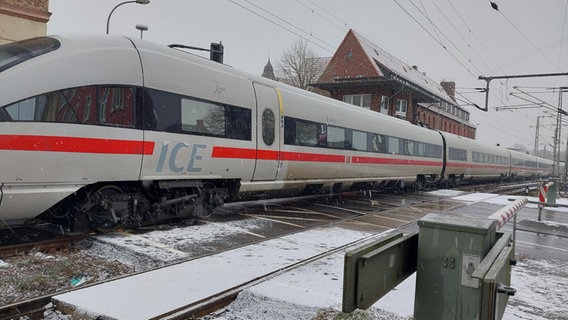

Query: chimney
[441,81,456,101]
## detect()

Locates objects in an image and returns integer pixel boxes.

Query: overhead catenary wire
[394,0,512,109]
[492,1,560,70]
[407,0,485,76]
[392,0,478,79]
[226,0,336,54]
[228,0,555,147]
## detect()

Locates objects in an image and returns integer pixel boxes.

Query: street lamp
[106,0,150,34]
[136,24,148,39]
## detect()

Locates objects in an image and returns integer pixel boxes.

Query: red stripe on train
[212,146,345,162]
[0,135,155,155]
[213,146,445,165]
[352,156,442,166]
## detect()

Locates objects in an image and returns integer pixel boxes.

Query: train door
[252,83,281,181]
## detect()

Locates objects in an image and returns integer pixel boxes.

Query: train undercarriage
[37,172,536,232]
[42,179,240,232]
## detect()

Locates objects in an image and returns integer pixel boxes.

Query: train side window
[284,117,296,145]
[416,142,426,157]
[404,140,414,156]
[181,97,226,137]
[3,97,36,120]
[180,97,251,140]
[352,130,367,151]
[369,134,380,152]
[388,136,400,154]
[295,120,318,146]
[227,106,251,141]
[262,108,275,146]
[327,126,345,149]
[426,144,443,159]
[449,147,467,161]
[99,87,135,127]
[57,87,96,124]
[370,134,387,153]
[144,88,180,132]
[2,85,135,127]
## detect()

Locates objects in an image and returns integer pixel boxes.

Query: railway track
[156,232,388,320]
[0,233,86,258]
[0,296,52,320]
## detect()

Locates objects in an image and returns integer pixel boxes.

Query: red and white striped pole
[538,182,554,220]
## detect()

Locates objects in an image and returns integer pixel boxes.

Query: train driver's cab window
[181,97,226,137]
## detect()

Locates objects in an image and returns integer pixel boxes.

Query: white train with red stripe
[0,35,553,230]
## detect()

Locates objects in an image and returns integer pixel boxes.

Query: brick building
[311,29,476,139]
[0,0,50,44]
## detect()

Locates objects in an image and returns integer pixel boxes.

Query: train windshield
[0,37,60,73]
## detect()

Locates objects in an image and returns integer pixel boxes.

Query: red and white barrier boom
[488,197,528,230]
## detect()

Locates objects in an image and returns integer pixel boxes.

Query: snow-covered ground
[213,191,568,319]
[50,191,568,319]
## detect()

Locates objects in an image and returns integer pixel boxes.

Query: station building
[310,29,476,139]
[0,0,50,44]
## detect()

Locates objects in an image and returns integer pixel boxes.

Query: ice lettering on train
[156,142,207,172]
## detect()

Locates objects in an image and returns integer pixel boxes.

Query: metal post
[556,107,562,176]
[533,116,540,156]
[478,72,568,112]
[512,213,517,256]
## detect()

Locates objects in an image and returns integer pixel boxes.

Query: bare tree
[277,39,326,90]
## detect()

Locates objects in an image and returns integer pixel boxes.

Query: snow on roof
[351,30,455,104]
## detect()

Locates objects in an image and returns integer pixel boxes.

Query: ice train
[0,35,553,230]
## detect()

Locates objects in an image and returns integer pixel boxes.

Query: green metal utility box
[414,213,497,319]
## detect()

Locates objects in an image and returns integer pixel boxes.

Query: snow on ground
[53,227,384,320]
[424,189,465,197]
[85,219,267,270]
[216,191,568,319]
[216,255,568,320]
[447,191,568,213]
[503,258,568,320]
[53,190,568,319]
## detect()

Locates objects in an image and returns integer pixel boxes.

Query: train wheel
[84,185,124,232]
[194,183,225,217]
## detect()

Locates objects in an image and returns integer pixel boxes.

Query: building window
[380,95,389,114]
[395,99,407,117]
[343,94,371,109]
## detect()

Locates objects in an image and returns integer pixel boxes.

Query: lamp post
[106,0,150,34]
[136,24,148,39]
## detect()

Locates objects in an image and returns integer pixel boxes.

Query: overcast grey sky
[47,0,568,151]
